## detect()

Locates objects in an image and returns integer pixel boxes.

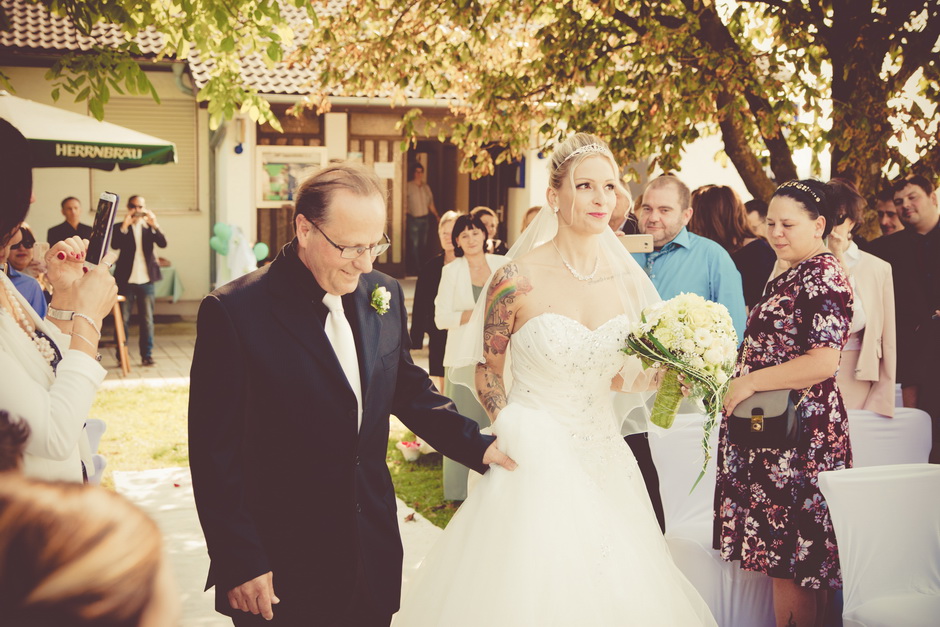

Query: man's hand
[227,571,279,620]
[482,440,517,471]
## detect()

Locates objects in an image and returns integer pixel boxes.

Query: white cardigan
[435,254,504,367]
[0,272,105,481]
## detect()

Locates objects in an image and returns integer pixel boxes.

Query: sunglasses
[834,214,850,226]
[10,229,35,250]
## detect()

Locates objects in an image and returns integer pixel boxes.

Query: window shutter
[91,98,198,212]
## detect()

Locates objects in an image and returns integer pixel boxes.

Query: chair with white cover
[847,408,932,467]
[818,464,940,627]
[84,418,107,453]
[649,413,775,627]
[87,454,107,485]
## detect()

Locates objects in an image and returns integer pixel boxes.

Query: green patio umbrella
[0,91,177,170]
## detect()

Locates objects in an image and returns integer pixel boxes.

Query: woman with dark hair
[716,179,854,626]
[689,185,776,309]
[827,178,896,416]
[410,210,460,391]
[0,118,118,482]
[434,212,503,499]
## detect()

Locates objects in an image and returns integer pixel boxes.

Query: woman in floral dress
[715,179,854,627]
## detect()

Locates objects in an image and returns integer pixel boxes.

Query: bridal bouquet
[623,293,737,481]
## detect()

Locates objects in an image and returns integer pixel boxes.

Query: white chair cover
[649,413,775,627]
[84,418,107,453]
[818,464,940,627]
[847,408,932,467]
[88,453,107,485]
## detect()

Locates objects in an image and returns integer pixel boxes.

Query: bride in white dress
[394,134,716,626]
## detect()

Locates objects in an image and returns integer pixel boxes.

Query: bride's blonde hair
[548,133,624,197]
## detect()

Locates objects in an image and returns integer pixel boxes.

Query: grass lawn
[91,384,457,527]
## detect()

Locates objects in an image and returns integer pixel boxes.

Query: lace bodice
[507,313,632,438]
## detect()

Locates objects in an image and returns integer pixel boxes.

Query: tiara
[560,143,613,165]
[778,180,821,204]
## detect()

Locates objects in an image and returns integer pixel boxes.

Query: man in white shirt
[405,163,438,274]
[110,195,167,366]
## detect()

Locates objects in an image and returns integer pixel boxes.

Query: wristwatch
[46,306,76,321]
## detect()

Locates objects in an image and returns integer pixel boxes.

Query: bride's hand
[677,373,692,397]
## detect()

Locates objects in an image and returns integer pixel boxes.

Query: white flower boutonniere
[371,285,391,315]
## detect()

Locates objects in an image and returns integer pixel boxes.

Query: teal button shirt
[631,227,747,342]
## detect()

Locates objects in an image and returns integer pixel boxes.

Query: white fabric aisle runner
[114,467,441,626]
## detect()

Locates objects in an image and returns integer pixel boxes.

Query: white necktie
[323,293,362,431]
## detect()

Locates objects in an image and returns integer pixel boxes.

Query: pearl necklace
[0,273,56,364]
[551,239,599,282]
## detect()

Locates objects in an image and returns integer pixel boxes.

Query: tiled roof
[0,0,166,56]
[0,0,418,98]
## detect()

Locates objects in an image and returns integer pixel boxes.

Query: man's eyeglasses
[309,219,391,259]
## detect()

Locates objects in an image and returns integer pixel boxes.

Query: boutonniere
[370,285,391,315]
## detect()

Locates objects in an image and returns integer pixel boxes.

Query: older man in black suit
[188,163,514,626]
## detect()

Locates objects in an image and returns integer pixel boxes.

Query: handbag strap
[740,342,811,409]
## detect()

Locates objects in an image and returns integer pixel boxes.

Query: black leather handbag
[728,389,808,449]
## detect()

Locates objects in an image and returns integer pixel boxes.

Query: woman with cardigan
[434,213,504,500]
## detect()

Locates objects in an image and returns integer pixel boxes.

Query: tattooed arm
[475,263,533,423]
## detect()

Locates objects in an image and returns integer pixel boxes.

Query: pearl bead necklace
[1,274,56,365]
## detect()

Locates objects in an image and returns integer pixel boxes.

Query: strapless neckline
[514,312,631,337]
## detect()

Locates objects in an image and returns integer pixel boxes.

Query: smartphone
[32,241,49,263]
[86,192,119,265]
[620,234,654,254]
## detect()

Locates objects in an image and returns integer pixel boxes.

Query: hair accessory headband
[777,180,821,204]
[560,143,614,166]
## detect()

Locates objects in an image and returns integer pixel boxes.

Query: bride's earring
[552,204,559,214]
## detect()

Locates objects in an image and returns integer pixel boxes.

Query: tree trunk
[716,91,778,202]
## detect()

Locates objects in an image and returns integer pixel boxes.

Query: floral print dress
[713,253,854,590]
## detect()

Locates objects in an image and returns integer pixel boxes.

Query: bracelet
[72,313,101,339]
[47,306,75,321]
[70,332,102,361]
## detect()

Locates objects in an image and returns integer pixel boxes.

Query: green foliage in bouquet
[623,293,738,489]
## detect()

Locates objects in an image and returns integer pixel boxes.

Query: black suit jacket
[109,222,167,288]
[867,225,940,387]
[46,221,92,246]
[188,242,493,623]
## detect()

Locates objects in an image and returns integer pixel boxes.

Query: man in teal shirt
[631,175,747,342]
[625,174,747,535]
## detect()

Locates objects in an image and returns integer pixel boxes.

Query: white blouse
[435,254,504,367]
[0,272,106,481]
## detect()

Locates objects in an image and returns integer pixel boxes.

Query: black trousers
[231,559,391,627]
[624,433,666,533]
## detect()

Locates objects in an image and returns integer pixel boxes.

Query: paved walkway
[106,279,443,624]
[114,467,442,626]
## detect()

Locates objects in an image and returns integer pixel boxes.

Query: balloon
[213,222,232,242]
[253,242,270,261]
[210,235,228,255]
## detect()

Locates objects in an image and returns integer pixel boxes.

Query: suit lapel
[265,253,357,398]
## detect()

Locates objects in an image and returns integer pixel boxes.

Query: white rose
[704,348,723,365]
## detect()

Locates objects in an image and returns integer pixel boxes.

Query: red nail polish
[57,252,66,260]
[82,267,89,273]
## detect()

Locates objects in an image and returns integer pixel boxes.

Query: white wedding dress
[394,313,716,626]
